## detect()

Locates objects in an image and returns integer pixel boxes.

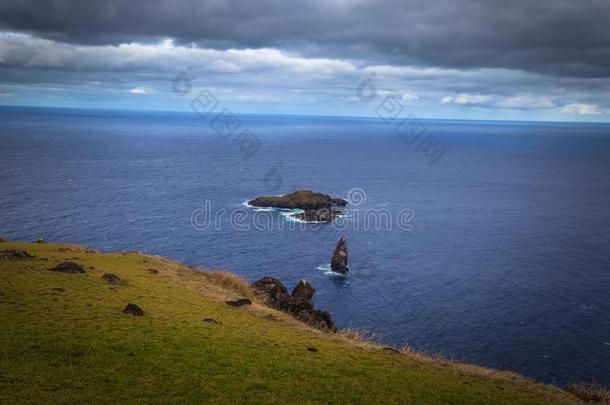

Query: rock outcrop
[291,208,342,223]
[123,303,144,316]
[49,261,85,274]
[102,273,123,285]
[252,277,336,332]
[249,190,347,210]
[291,279,315,303]
[331,238,349,274]
[0,249,34,260]
[225,298,252,307]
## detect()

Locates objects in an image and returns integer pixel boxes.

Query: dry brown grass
[399,343,451,364]
[398,342,539,386]
[337,323,384,344]
[566,383,610,404]
[336,329,560,394]
[195,268,255,299]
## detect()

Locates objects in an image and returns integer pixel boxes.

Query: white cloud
[495,95,554,109]
[2,32,610,120]
[401,91,418,102]
[129,87,147,94]
[441,93,493,105]
[441,93,555,109]
[561,103,607,115]
[0,33,356,76]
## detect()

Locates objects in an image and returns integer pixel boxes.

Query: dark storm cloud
[1,0,609,78]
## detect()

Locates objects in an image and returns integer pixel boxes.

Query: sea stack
[330,237,349,274]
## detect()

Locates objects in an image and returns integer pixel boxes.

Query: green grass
[0,241,584,404]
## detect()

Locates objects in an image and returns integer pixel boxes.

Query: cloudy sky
[1,0,610,121]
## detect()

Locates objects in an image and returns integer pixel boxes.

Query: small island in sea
[248,190,348,223]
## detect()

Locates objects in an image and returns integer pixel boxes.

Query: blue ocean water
[1,106,609,387]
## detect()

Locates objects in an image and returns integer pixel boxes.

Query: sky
[1,0,610,122]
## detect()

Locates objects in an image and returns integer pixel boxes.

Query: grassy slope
[0,241,582,404]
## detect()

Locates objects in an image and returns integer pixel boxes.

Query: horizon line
[2,103,610,126]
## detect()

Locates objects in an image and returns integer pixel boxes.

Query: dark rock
[49,262,85,274]
[307,347,318,352]
[0,250,34,261]
[291,208,342,223]
[330,238,349,274]
[123,303,144,316]
[296,309,337,333]
[291,279,315,304]
[51,287,64,293]
[249,190,347,210]
[35,239,47,244]
[147,268,159,274]
[252,277,289,295]
[252,276,290,306]
[252,277,312,313]
[252,277,336,332]
[225,298,252,307]
[102,273,123,285]
[203,318,219,323]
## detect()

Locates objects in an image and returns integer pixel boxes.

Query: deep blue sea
[1,106,609,387]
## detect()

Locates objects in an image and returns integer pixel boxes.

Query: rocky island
[248,190,347,222]
[331,237,349,274]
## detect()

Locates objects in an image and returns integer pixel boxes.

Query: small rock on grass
[225,298,252,307]
[49,262,85,274]
[0,250,35,260]
[147,268,159,274]
[123,303,144,316]
[307,347,318,352]
[382,346,401,354]
[102,273,123,285]
[203,318,220,324]
[51,287,64,293]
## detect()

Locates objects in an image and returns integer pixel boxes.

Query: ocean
[1,106,609,387]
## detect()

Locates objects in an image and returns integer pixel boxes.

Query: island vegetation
[248,190,347,223]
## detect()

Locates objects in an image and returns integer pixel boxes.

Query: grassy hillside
[0,240,587,404]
